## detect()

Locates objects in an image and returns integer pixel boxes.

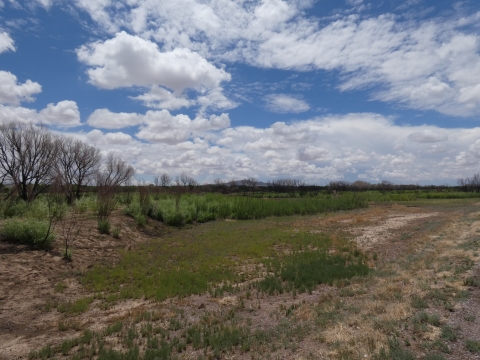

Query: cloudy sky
[1,0,480,184]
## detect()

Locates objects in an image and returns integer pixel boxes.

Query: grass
[1,218,55,248]
[83,216,369,302]
[57,297,94,315]
[466,339,480,353]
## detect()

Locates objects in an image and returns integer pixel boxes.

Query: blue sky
[1,0,480,184]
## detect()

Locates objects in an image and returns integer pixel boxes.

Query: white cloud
[264,94,310,113]
[0,101,81,127]
[408,130,448,143]
[0,71,42,105]
[131,86,194,110]
[0,31,15,53]
[40,100,81,127]
[77,31,230,91]
[87,108,143,129]
[87,129,132,145]
[71,1,480,116]
[296,145,329,161]
[136,110,230,144]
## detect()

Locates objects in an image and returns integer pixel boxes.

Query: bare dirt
[1,202,480,359]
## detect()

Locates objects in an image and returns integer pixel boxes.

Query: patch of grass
[413,311,441,327]
[464,314,476,322]
[98,219,111,234]
[375,337,415,360]
[58,297,93,315]
[84,218,362,301]
[440,325,457,342]
[464,276,480,287]
[1,218,55,249]
[411,295,428,309]
[257,248,369,295]
[54,282,67,293]
[423,354,447,360]
[112,226,121,239]
[466,339,480,353]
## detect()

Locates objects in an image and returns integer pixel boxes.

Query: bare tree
[241,178,258,195]
[160,173,172,188]
[55,137,101,204]
[0,122,59,202]
[96,154,135,221]
[60,205,80,261]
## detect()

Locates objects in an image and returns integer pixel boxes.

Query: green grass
[1,218,55,248]
[83,217,368,302]
[58,297,94,315]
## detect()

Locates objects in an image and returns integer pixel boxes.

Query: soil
[1,202,479,359]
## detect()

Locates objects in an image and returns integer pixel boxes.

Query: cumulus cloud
[264,94,310,113]
[77,31,234,111]
[80,111,480,184]
[408,130,448,143]
[136,111,230,144]
[0,71,42,105]
[88,108,143,129]
[0,101,81,127]
[0,31,15,54]
[87,129,132,145]
[71,0,480,116]
[40,101,81,127]
[77,32,230,91]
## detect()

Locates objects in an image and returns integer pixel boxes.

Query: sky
[1,0,480,185]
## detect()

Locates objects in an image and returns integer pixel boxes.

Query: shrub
[98,219,111,234]
[164,212,184,226]
[112,226,121,239]
[1,218,55,248]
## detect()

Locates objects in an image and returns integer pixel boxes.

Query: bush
[1,218,55,248]
[112,226,121,239]
[164,212,184,227]
[98,219,111,234]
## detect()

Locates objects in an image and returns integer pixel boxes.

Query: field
[1,193,480,359]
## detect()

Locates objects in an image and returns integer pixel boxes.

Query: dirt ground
[1,202,480,359]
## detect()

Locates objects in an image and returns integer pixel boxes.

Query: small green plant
[112,226,121,238]
[464,276,480,287]
[411,295,428,309]
[98,219,111,234]
[58,297,93,315]
[440,325,457,342]
[423,354,447,360]
[466,339,480,353]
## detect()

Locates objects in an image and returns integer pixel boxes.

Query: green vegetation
[1,218,55,248]
[84,217,368,302]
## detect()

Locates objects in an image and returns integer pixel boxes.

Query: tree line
[0,122,134,203]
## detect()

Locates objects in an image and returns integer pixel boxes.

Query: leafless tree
[60,205,80,261]
[177,173,198,191]
[160,173,172,188]
[241,178,258,195]
[0,122,59,202]
[96,154,135,220]
[55,137,101,204]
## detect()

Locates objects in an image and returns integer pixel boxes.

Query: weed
[58,297,93,315]
[466,339,480,353]
[98,219,111,234]
[112,226,121,239]
[55,282,66,293]
[411,295,428,309]
[464,276,480,287]
[424,354,447,360]
[1,218,55,248]
[464,314,476,322]
[440,325,457,342]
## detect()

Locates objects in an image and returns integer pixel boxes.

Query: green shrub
[134,213,147,227]
[76,195,97,213]
[164,212,184,226]
[0,199,28,218]
[112,226,121,239]
[466,339,480,353]
[98,219,111,234]
[1,218,55,248]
